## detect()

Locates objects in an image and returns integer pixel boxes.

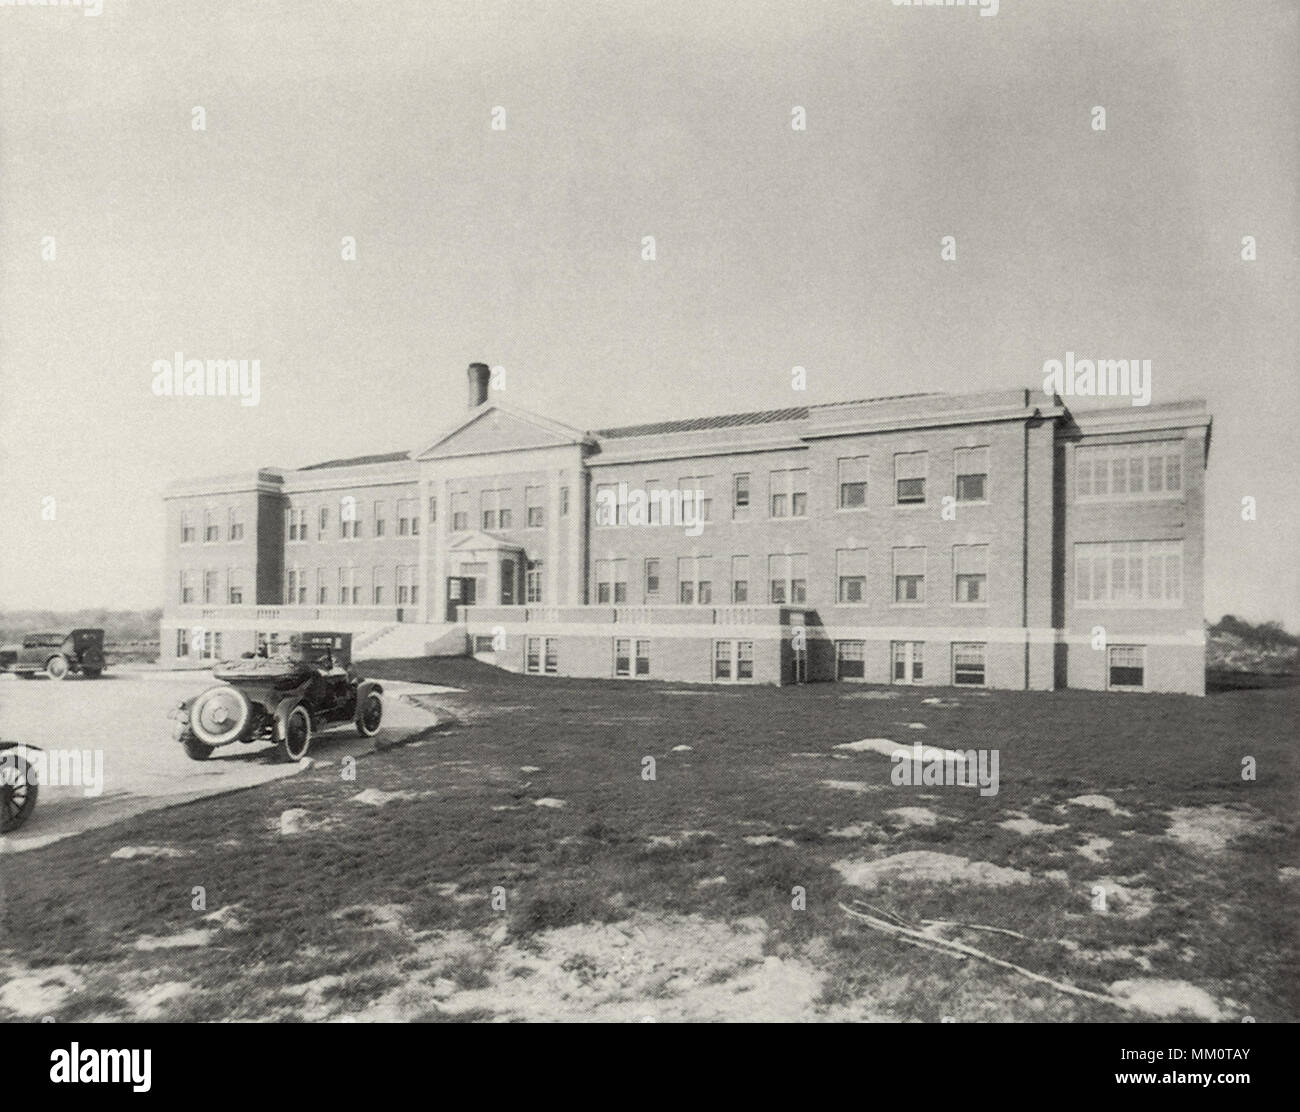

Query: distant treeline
[0,609,162,645]
[1208,615,1299,651]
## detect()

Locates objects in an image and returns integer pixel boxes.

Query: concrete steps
[354,623,467,660]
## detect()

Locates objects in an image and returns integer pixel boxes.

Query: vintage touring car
[0,629,106,680]
[0,743,39,834]
[169,632,384,762]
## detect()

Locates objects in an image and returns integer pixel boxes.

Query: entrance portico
[444,531,527,619]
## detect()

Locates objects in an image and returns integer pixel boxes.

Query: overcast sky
[1,0,1296,627]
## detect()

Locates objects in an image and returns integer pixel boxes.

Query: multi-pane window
[451,492,468,532]
[340,498,361,539]
[679,476,712,524]
[179,570,195,604]
[339,566,360,605]
[200,631,223,662]
[954,447,989,503]
[526,636,559,674]
[1076,442,1183,502]
[836,640,865,680]
[526,560,544,603]
[953,544,989,604]
[838,456,869,509]
[644,480,663,526]
[895,452,927,505]
[769,468,809,518]
[526,486,544,528]
[227,568,245,605]
[176,629,189,657]
[398,498,419,536]
[372,568,386,605]
[203,569,218,604]
[317,569,329,605]
[318,506,329,540]
[713,640,754,681]
[180,511,196,544]
[892,547,926,604]
[285,567,306,605]
[644,558,661,599]
[768,553,808,604]
[526,637,541,674]
[1108,645,1145,689]
[373,502,386,537]
[595,559,628,604]
[397,565,417,605]
[287,507,307,542]
[613,638,648,677]
[500,559,515,604]
[594,483,623,526]
[677,555,712,604]
[204,510,220,543]
[544,637,558,674]
[953,642,986,686]
[837,548,868,604]
[733,474,751,517]
[1074,541,1183,607]
[730,555,749,603]
[228,508,245,541]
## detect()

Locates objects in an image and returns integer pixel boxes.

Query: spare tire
[189,685,251,746]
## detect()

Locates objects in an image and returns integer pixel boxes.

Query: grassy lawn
[1,659,1295,1022]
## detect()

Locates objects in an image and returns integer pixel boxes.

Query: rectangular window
[839,456,869,509]
[954,447,989,503]
[836,640,865,680]
[372,570,385,606]
[713,640,732,680]
[205,510,220,543]
[712,640,753,680]
[731,555,749,603]
[428,496,437,525]
[615,638,632,677]
[526,560,544,604]
[227,568,244,605]
[180,571,195,604]
[767,553,807,604]
[318,506,329,540]
[397,565,412,605]
[373,502,386,538]
[398,498,419,536]
[953,544,989,604]
[837,548,868,604]
[1076,442,1184,503]
[285,567,306,605]
[544,637,558,675]
[635,640,650,676]
[526,486,544,528]
[594,483,623,526]
[737,640,753,680]
[733,473,750,516]
[526,637,541,674]
[769,468,809,518]
[892,640,924,683]
[1108,644,1145,689]
[200,631,223,662]
[895,452,927,505]
[893,546,926,604]
[176,629,189,657]
[1074,541,1183,607]
[953,642,986,686]
[340,498,361,539]
[677,556,711,604]
[228,508,245,542]
[180,511,196,544]
[679,476,712,525]
[339,566,360,606]
[560,486,570,516]
[451,492,468,532]
[644,558,660,599]
[203,569,218,604]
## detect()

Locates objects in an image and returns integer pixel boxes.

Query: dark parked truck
[168,632,384,762]
[0,743,39,833]
[0,629,106,680]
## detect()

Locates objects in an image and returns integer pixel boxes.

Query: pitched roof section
[594,395,936,440]
[299,451,410,471]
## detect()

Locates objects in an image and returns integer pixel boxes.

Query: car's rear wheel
[0,753,38,833]
[45,655,69,680]
[179,727,214,761]
[280,706,312,762]
[356,692,383,737]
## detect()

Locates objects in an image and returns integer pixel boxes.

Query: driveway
[0,669,458,852]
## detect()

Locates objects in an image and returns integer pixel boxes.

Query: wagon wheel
[279,706,312,762]
[44,655,69,680]
[0,753,38,833]
[356,692,383,738]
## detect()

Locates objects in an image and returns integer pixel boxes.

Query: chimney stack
[467,362,491,409]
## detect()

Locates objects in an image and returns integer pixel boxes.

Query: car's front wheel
[0,752,38,833]
[45,655,69,680]
[356,692,383,737]
[280,706,312,762]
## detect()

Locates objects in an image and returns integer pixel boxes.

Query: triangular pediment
[416,403,590,460]
[447,530,525,553]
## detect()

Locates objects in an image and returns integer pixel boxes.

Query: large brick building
[161,363,1212,693]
